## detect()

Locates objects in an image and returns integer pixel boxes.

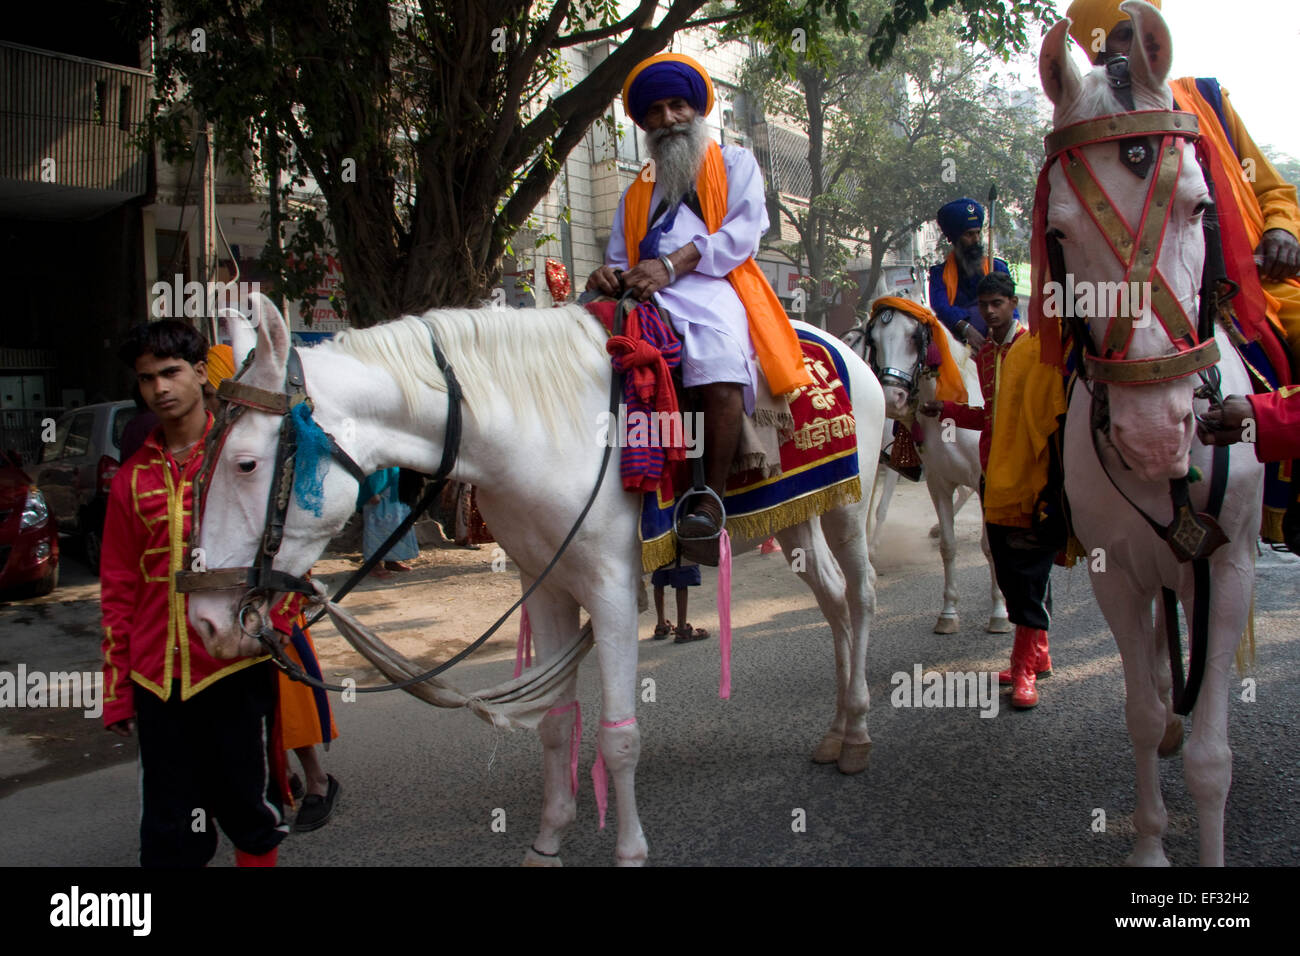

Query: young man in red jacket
[102,320,289,867]
[920,272,1054,709]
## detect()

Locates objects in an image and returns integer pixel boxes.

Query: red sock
[234,847,278,867]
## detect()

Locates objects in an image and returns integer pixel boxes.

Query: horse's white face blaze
[186,297,352,659]
[1041,4,1208,481]
[867,310,920,419]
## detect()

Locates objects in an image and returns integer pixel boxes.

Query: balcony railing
[0,41,150,198]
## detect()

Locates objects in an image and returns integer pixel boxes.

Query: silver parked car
[32,401,139,573]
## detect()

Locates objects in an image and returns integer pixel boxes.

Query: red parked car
[0,454,59,596]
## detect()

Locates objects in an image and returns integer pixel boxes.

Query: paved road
[2,482,1298,866]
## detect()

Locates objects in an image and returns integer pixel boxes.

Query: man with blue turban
[927,198,1016,349]
[587,53,811,565]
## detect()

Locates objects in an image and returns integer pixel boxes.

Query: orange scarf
[871,297,968,404]
[941,252,991,305]
[623,141,813,397]
[1171,78,1300,330]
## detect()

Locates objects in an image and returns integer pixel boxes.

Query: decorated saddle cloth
[639,325,862,572]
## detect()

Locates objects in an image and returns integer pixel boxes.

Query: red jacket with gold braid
[939,325,1025,473]
[1248,385,1300,464]
[100,415,283,727]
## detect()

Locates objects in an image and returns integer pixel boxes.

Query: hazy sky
[1031,0,1298,159]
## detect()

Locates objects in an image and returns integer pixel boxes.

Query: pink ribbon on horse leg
[546,700,581,797]
[592,717,637,830]
[719,529,733,699]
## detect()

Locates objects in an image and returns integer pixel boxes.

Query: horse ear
[1040,18,1082,109]
[1121,0,1173,101]
[246,292,291,385]
[219,309,256,372]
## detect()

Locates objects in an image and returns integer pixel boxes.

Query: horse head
[1039,0,1213,483]
[186,294,370,659]
[865,305,930,419]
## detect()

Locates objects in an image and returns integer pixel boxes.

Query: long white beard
[647,115,709,203]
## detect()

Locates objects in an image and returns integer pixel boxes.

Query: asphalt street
[2,481,1298,867]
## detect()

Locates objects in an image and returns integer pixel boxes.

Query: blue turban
[937,198,985,242]
[623,54,714,129]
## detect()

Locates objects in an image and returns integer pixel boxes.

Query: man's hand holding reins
[1257,228,1300,283]
[1196,394,1254,446]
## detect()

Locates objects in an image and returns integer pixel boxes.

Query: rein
[175,298,629,695]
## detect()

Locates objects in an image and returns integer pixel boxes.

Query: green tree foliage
[123,0,1051,326]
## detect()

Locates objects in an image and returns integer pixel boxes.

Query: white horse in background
[863,304,1010,634]
[1040,2,1263,865]
[186,294,885,866]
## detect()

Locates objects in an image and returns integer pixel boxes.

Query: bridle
[860,305,933,407]
[1036,77,1241,715]
[173,302,626,695]
[175,323,462,630]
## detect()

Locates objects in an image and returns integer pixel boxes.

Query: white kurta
[606,143,767,414]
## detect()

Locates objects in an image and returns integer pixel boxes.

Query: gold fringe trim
[1261,506,1285,543]
[641,534,680,574]
[641,476,862,572]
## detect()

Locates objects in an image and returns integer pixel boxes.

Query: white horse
[1040,1,1263,865]
[842,320,976,553]
[861,305,1010,634]
[186,293,885,866]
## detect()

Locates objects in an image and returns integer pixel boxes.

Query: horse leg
[521,586,581,867]
[774,520,853,766]
[980,524,1012,633]
[929,478,960,634]
[931,484,974,538]
[590,593,648,867]
[1091,570,1170,866]
[1180,561,1249,866]
[820,500,877,774]
[869,465,898,554]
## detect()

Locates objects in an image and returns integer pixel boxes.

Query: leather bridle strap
[1044,110,1199,157]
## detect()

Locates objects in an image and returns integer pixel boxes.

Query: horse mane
[327,303,610,436]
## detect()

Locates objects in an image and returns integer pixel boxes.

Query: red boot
[1008,626,1039,709]
[998,628,1051,685]
[234,847,278,867]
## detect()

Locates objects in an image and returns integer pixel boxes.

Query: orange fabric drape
[623,141,813,397]
[941,253,990,305]
[1171,78,1300,332]
[871,296,968,404]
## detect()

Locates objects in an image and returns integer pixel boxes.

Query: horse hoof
[933,615,960,635]
[836,741,872,775]
[986,616,1013,634]
[811,733,843,764]
[1125,840,1172,867]
[1157,718,1184,758]
[615,855,648,867]
[521,847,563,867]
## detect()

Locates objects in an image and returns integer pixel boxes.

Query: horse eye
[237,460,257,474]
[1192,200,1213,217]
[1047,227,1067,241]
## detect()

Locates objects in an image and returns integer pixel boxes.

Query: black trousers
[985,523,1055,631]
[135,662,287,867]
